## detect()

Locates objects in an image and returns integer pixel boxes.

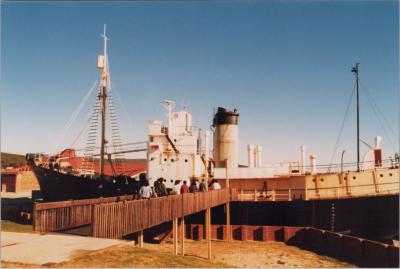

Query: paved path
[1,232,126,265]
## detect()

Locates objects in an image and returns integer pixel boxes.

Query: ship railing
[236,181,399,202]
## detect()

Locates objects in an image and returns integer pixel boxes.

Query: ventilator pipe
[255,145,262,167]
[300,145,306,174]
[247,144,255,168]
[310,154,317,175]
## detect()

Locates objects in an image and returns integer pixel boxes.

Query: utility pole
[352,63,360,172]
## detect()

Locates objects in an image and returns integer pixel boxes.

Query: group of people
[137,174,222,199]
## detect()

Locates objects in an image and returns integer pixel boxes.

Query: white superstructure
[147,101,208,189]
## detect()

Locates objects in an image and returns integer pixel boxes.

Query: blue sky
[1,1,399,166]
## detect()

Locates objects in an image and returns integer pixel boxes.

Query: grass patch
[55,243,231,268]
[1,220,33,233]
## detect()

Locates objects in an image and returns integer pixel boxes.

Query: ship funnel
[374,136,383,167]
[300,145,306,174]
[247,144,255,168]
[213,107,239,168]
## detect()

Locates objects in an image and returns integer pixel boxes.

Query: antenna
[164,100,176,129]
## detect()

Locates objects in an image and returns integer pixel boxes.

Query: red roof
[1,165,31,175]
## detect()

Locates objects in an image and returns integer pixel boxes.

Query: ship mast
[352,63,360,172]
[99,24,109,178]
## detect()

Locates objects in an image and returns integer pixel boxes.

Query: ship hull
[30,164,137,201]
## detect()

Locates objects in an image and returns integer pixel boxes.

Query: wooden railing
[33,189,237,236]
[236,182,400,202]
[92,189,232,238]
[33,195,134,232]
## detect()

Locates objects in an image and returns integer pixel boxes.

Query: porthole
[312,179,316,182]
[389,173,393,176]
[353,176,356,179]
[164,158,167,162]
[174,139,177,142]
[380,174,384,177]
[171,158,174,162]
[344,177,347,180]
[321,178,324,182]
[170,180,173,183]
[150,157,155,161]
[185,159,188,163]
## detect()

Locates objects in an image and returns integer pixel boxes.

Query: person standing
[210,179,221,190]
[189,180,198,193]
[180,180,190,194]
[199,179,206,192]
[171,180,181,195]
[139,180,152,199]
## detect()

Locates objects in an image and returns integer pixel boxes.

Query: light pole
[341,150,346,174]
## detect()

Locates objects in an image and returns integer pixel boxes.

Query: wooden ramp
[33,189,237,239]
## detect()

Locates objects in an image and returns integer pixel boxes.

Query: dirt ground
[147,239,356,268]
[1,231,356,268]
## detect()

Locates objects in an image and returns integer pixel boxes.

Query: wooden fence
[33,195,134,232]
[92,189,232,238]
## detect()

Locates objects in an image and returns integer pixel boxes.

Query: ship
[26,26,141,201]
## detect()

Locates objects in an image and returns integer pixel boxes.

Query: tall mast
[99,24,109,178]
[352,63,360,172]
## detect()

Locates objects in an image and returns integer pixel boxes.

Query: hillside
[1,153,26,168]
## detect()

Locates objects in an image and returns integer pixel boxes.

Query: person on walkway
[180,180,190,194]
[139,180,152,199]
[199,179,207,192]
[154,178,161,196]
[160,178,168,196]
[171,180,181,195]
[155,177,167,197]
[210,179,221,190]
[189,180,198,193]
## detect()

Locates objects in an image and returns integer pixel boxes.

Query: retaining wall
[184,224,399,267]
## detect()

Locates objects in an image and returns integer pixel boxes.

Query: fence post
[180,217,185,256]
[288,189,292,201]
[226,202,231,241]
[173,218,178,255]
[91,204,96,237]
[206,207,212,260]
[33,202,37,232]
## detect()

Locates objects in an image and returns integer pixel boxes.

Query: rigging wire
[107,61,136,133]
[363,89,397,152]
[327,81,356,172]
[53,80,98,150]
[359,81,398,140]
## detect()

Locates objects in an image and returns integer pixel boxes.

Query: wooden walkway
[34,189,237,238]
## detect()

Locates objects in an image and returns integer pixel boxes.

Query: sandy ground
[1,232,125,265]
[146,239,356,268]
[1,231,356,267]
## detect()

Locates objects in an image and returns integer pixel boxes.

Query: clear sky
[1,1,399,166]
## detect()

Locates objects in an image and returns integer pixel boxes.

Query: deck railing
[236,181,399,202]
